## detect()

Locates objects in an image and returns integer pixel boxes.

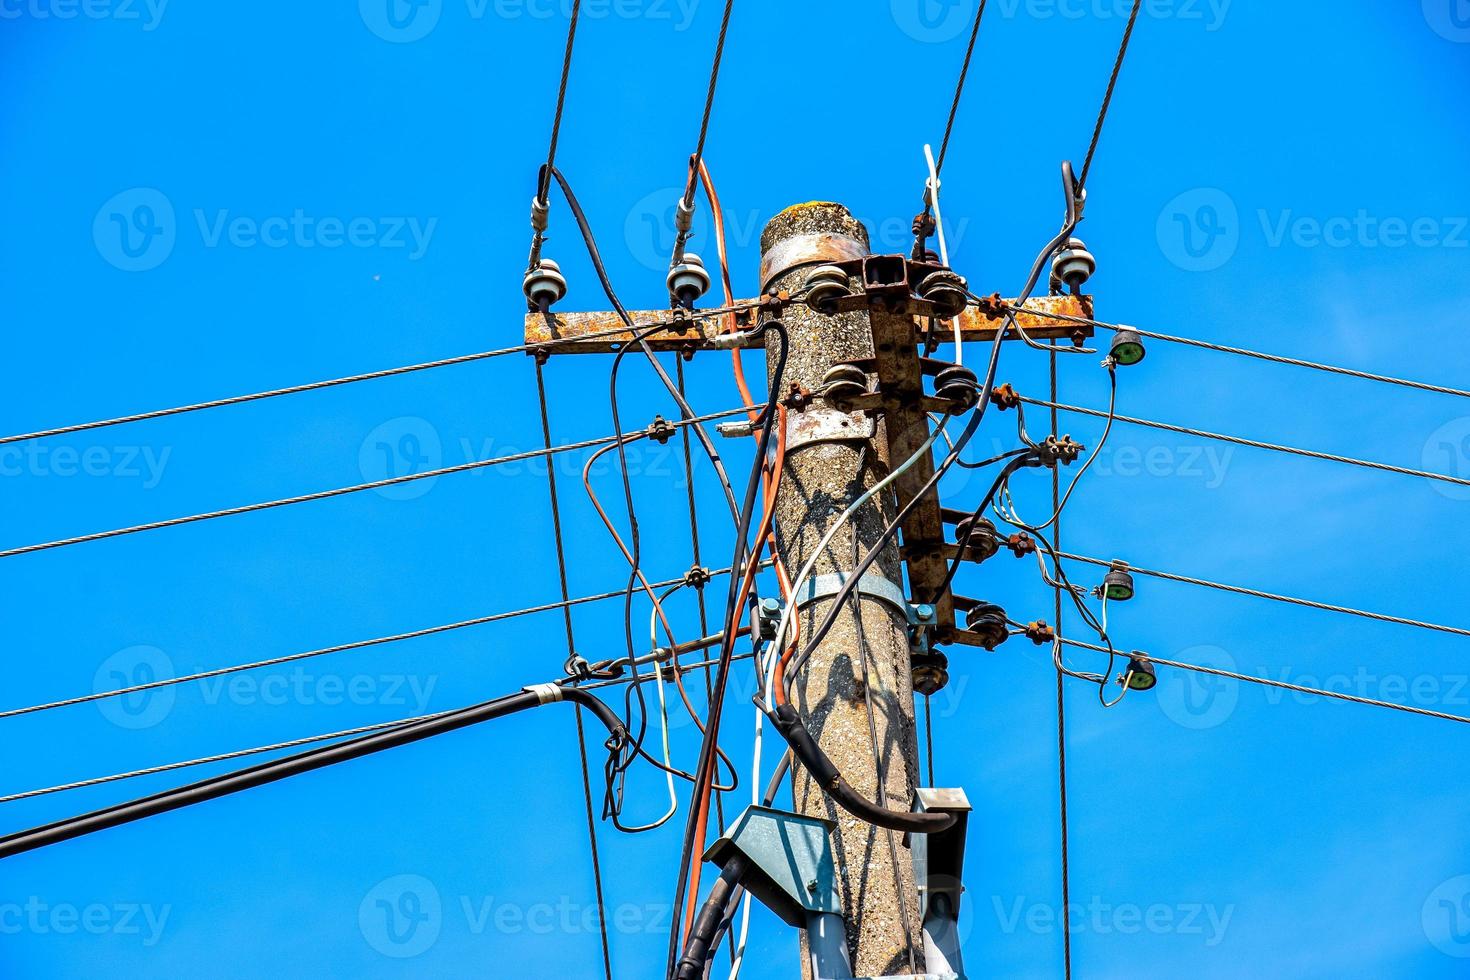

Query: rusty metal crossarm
[524,293,1094,355]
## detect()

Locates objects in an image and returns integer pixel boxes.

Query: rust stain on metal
[525,293,1095,355]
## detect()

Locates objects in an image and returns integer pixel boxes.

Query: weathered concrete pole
[761,203,926,977]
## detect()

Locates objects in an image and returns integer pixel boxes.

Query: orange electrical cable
[680,161,799,943]
[682,404,786,940]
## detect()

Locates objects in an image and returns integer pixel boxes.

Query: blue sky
[1,1,1469,977]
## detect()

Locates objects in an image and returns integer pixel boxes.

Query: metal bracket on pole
[794,571,910,621]
[785,406,877,452]
[906,788,973,980]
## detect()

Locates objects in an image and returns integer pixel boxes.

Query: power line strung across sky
[1056,551,1470,638]
[0,406,749,560]
[0,566,743,721]
[1057,637,1470,726]
[1021,396,1470,489]
[1021,306,1470,400]
[0,648,761,807]
[0,303,760,447]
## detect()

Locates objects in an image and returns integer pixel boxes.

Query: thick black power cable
[534,359,614,980]
[1077,0,1143,191]
[849,508,919,976]
[0,684,630,861]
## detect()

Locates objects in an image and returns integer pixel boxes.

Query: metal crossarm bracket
[523,294,1094,356]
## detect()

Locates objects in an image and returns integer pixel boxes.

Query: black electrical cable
[538,0,582,205]
[666,320,788,980]
[763,703,954,835]
[547,165,741,524]
[674,858,743,980]
[0,685,628,861]
[915,0,990,256]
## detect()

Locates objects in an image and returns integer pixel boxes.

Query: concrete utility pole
[523,199,1092,980]
[760,202,926,977]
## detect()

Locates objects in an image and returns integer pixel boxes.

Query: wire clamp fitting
[1036,434,1084,468]
[563,654,623,683]
[781,383,815,413]
[973,291,1007,321]
[908,602,939,657]
[754,596,783,641]
[646,415,677,445]
[989,382,1021,411]
[684,565,712,589]
[1022,620,1056,646]
[1004,532,1037,558]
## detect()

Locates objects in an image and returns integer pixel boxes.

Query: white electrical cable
[616,587,683,832]
[924,143,961,366]
[735,418,951,976]
[763,416,951,706]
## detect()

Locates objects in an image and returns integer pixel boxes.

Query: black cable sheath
[767,705,954,836]
[674,860,741,980]
[0,686,626,860]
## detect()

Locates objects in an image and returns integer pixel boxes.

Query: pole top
[760,202,870,292]
[760,202,869,253]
